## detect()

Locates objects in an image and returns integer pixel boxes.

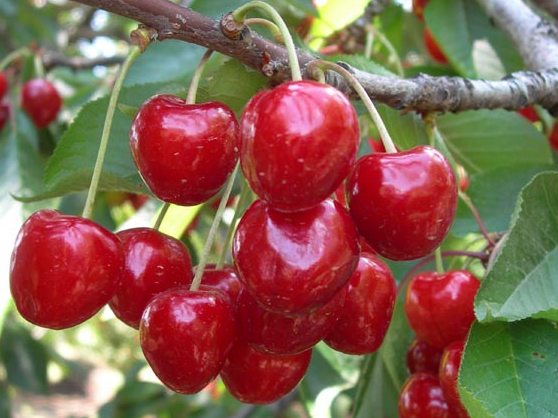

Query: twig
[42,52,125,70]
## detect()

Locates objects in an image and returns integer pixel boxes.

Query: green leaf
[189,0,249,17]
[437,110,552,175]
[475,172,558,322]
[327,55,396,78]
[0,315,49,394]
[459,319,558,418]
[377,105,429,150]
[0,382,11,418]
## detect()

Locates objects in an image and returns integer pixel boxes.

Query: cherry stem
[397,250,488,291]
[153,202,171,231]
[434,247,445,274]
[458,190,496,246]
[232,1,302,81]
[245,18,284,43]
[33,54,45,78]
[186,49,213,105]
[190,164,240,291]
[0,46,30,71]
[216,178,252,269]
[307,60,397,153]
[82,47,141,219]
[364,24,404,77]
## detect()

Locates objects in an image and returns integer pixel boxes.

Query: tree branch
[530,0,558,22]
[43,52,125,70]
[68,0,558,114]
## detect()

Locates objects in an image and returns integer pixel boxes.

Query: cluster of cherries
[399,270,480,417]
[0,71,62,131]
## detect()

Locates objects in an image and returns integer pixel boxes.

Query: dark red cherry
[0,72,7,99]
[369,137,386,153]
[405,270,480,349]
[236,287,346,355]
[0,102,9,131]
[406,339,443,375]
[220,341,311,404]
[240,80,359,212]
[140,287,236,394]
[549,123,558,152]
[21,79,62,128]
[424,29,449,65]
[399,373,452,418]
[233,199,359,315]
[518,106,539,123]
[109,228,193,329]
[10,210,121,329]
[440,341,469,418]
[347,146,457,261]
[325,254,396,354]
[199,265,243,303]
[130,95,239,206]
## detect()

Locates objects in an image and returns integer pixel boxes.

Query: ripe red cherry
[324,254,396,354]
[220,341,311,404]
[399,373,452,418]
[424,29,449,65]
[412,0,429,20]
[369,137,386,153]
[405,270,480,349]
[236,287,346,355]
[200,265,243,303]
[21,79,62,128]
[233,199,359,315]
[0,102,9,131]
[140,287,236,394]
[130,95,239,206]
[548,123,558,152]
[406,339,443,375]
[240,80,359,212]
[440,341,470,418]
[10,210,121,329]
[347,146,457,261]
[109,228,193,329]
[518,106,539,123]
[0,72,7,99]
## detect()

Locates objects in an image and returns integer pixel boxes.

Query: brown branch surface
[531,0,558,21]
[43,52,125,70]
[69,0,558,114]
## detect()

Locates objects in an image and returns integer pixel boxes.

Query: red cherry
[10,210,121,329]
[127,193,149,209]
[0,102,9,131]
[0,72,7,99]
[548,123,558,152]
[405,270,480,349]
[406,339,443,375]
[109,228,193,329]
[369,137,386,153]
[347,146,457,261]
[140,287,236,394]
[220,341,311,404]
[424,28,449,65]
[440,341,470,418]
[21,79,62,128]
[200,265,243,304]
[399,373,452,418]
[324,254,396,354]
[412,0,429,20]
[456,165,470,192]
[518,106,539,123]
[233,199,359,315]
[240,80,359,212]
[130,95,239,206]
[236,287,346,355]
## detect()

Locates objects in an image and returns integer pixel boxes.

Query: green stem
[365,24,404,77]
[364,30,374,60]
[153,202,171,231]
[190,164,239,291]
[0,47,31,71]
[245,18,284,43]
[232,1,301,81]
[82,47,141,219]
[186,49,213,105]
[459,190,495,246]
[307,60,397,153]
[216,179,252,269]
[434,247,444,274]
[33,54,45,78]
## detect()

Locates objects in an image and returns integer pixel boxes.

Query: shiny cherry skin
[347,146,457,261]
[236,287,346,355]
[440,341,469,418]
[10,210,122,329]
[424,29,449,65]
[240,80,359,212]
[140,287,236,394]
[324,254,396,354]
[199,265,243,304]
[221,341,311,404]
[405,270,480,349]
[109,228,193,329]
[412,0,429,20]
[0,72,7,99]
[233,199,359,315]
[21,79,62,128]
[0,102,9,131]
[399,373,452,418]
[130,95,239,206]
[406,339,443,375]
